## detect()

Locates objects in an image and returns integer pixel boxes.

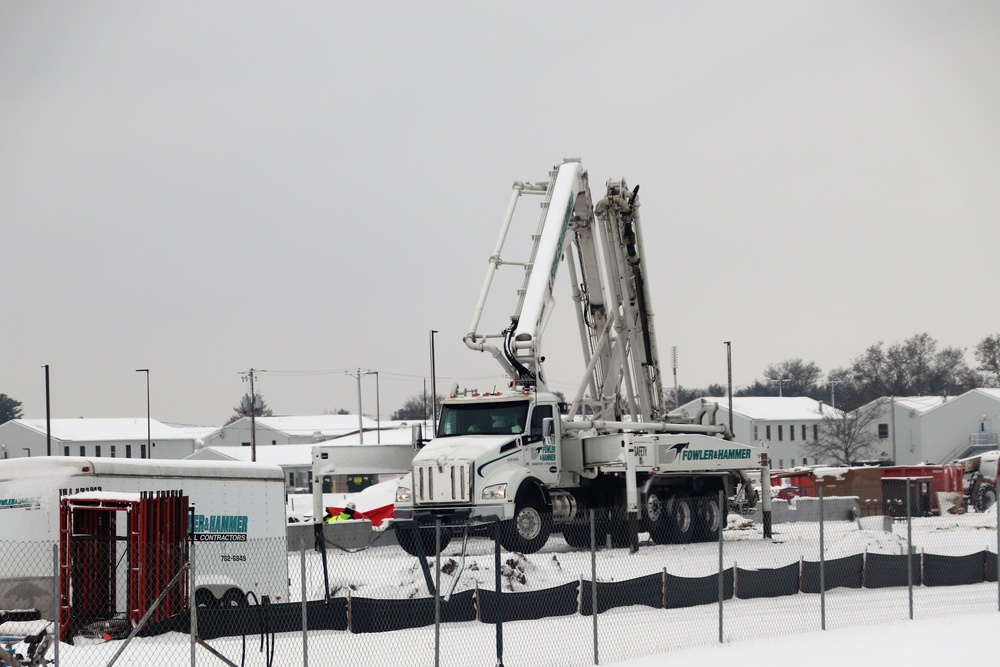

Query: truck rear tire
[664,492,695,544]
[500,498,551,554]
[693,494,725,542]
[561,520,591,549]
[397,524,451,557]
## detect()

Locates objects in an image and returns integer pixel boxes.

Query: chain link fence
[2,487,999,666]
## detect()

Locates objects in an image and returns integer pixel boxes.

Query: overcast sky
[2,2,999,427]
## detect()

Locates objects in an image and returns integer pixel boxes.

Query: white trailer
[0,456,290,624]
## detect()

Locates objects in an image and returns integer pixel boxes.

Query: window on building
[878,423,889,439]
[813,425,818,441]
[141,444,147,459]
[801,425,807,441]
[790,458,796,467]
[110,445,116,458]
[64,446,70,456]
[272,440,277,445]
[242,442,251,447]
[778,425,783,441]
[753,425,759,440]
[790,425,795,441]
[778,459,784,469]
[126,444,132,458]
[288,473,294,487]
[79,446,85,456]
[95,445,102,457]
[766,425,772,440]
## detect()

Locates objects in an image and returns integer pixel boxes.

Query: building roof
[673,397,839,421]
[226,414,379,437]
[4,418,201,442]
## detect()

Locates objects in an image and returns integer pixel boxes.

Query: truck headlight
[395,486,412,503]
[482,483,507,500]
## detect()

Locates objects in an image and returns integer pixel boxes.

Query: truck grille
[414,461,472,504]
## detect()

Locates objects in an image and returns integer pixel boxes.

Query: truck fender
[481,468,547,508]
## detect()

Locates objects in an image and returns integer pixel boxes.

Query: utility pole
[827,381,843,411]
[241,369,259,462]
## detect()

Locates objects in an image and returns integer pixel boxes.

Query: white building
[859,388,1000,465]
[0,418,212,460]
[200,414,381,450]
[672,396,842,469]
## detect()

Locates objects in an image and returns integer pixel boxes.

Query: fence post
[495,519,504,667]
[718,488,724,644]
[819,486,825,631]
[435,519,441,667]
[907,478,913,620]
[300,535,309,667]
[52,542,59,667]
[591,508,598,665]
[189,538,196,667]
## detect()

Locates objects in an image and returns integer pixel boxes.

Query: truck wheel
[645,489,671,545]
[664,492,695,544]
[561,523,590,548]
[975,485,997,513]
[396,524,451,557]
[693,494,725,542]
[500,498,551,554]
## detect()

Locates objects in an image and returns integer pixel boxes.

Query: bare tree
[830,333,981,412]
[802,399,886,465]
[975,333,1000,387]
[761,359,823,397]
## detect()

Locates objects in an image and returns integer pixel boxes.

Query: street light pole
[724,342,733,435]
[136,369,150,459]
[430,330,439,438]
[362,370,381,444]
[42,365,51,456]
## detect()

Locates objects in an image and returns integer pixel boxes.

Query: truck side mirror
[542,417,554,443]
[411,423,424,449]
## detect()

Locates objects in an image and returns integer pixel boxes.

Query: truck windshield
[437,401,529,437]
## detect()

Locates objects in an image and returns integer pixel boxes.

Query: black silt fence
[864,553,922,589]
[801,554,864,593]
[477,582,579,624]
[663,570,733,609]
[923,552,987,587]
[580,573,663,616]
[735,563,799,600]
[350,590,476,633]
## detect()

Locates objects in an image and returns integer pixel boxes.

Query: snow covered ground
[3,507,998,666]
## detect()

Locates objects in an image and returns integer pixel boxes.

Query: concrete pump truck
[393,159,770,555]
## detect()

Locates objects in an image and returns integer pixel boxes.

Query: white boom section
[464,158,667,429]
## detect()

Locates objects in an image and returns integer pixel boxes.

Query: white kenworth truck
[393,159,769,555]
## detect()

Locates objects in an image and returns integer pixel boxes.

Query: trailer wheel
[664,492,695,544]
[693,494,725,542]
[220,588,247,607]
[500,496,551,554]
[396,524,451,557]
[975,485,997,513]
[195,588,218,608]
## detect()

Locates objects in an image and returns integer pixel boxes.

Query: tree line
[672,332,1000,414]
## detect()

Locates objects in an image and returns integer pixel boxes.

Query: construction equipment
[393,159,769,555]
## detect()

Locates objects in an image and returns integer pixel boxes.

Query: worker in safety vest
[328,501,357,522]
